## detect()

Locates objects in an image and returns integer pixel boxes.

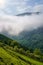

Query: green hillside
[0,34,43,65]
[12,27,43,52]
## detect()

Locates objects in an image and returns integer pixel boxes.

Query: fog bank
[0,14,43,35]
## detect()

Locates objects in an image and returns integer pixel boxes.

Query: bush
[34,48,41,55]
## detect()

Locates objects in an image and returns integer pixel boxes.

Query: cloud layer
[0,0,6,8]
[0,14,43,35]
[0,0,43,15]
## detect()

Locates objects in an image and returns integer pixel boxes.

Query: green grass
[15,52,43,65]
[0,46,43,65]
[0,33,43,65]
[0,47,29,65]
[3,47,43,65]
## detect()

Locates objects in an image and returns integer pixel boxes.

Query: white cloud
[0,0,43,15]
[16,4,43,14]
[12,0,43,13]
[0,14,43,35]
[13,1,43,13]
[4,0,30,14]
[0,0,6,8]
[0,0,43,35]
[33,4,43,12]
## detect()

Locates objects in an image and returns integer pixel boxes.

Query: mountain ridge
[0,27,43,52]
[11,27,43,52]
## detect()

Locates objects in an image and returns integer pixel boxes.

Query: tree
[14,46,18,51]
[26,50,30,54]
[34,48,41,55]
[10,41,19,48]
[19,48,25,54]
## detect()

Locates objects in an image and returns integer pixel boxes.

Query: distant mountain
[11,27,43,52]
[0,34,12,43]
[17,12,40,16]
[0,27,43,52]
[0,34,11,40]
[0,34,43,65]
[0,34,21,48]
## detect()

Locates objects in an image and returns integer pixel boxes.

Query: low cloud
[0,14,43,35]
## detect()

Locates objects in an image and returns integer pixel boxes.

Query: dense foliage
[12,27,43,52]
[0,34,43,65]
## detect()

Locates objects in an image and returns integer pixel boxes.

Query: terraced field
[0,47,43,65]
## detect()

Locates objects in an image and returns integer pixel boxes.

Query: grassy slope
[0,34,43,65]
[5,48,43,65]
[0,47,29,65]
[0,47,43,65]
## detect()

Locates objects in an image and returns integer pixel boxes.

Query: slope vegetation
[0,34,43,65]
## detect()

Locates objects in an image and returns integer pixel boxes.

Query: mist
[0,14,43,35]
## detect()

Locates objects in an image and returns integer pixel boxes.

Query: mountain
[11,27,43,52]
[0,34,12,41]
[0,27,43,52]
[0,33,43,65]
[17,12,40,16]
[0,34,21,49]
[0,34,30,65]
[0,34,13,46]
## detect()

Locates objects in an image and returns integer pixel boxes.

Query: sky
[0,0,43,15]
[0,0,43,35]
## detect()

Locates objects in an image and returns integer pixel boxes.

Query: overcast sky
[0,0,43,35]
[0,0,43,15]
